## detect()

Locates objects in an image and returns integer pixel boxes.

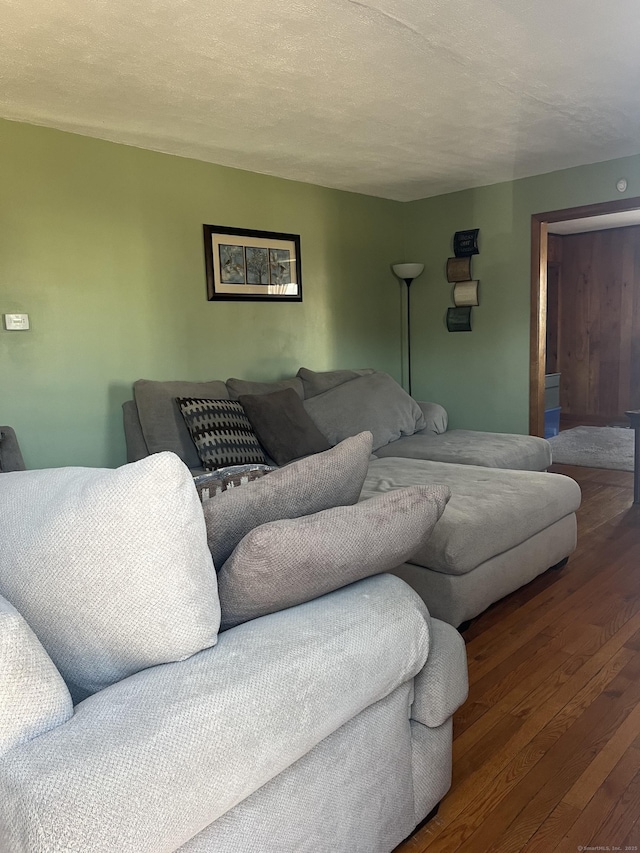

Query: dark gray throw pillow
[217,484,451,630]
[238,388,331,466]
[202,431,373,568]
[177,398,267,471]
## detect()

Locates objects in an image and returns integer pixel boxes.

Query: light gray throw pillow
[203,431,373,568]
[303,371,427,452]
[0,453,221,702]
[0,595,73,757]
[217,485,450,629]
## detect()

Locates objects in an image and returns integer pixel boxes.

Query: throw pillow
[178,398,267,470]
[303,371,427,452]
[193,464,273,501]
[217,484,450,630]
[203,431,373,568]
[296,367,375,399]
[0,595,73,756]
[238,387,331,466]
[0,453,221,702]
[226,376,304,400]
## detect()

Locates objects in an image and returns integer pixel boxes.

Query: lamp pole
[404,277,413,397]
[391,263,424,398]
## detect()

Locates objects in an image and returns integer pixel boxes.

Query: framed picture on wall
[203,224,302,302]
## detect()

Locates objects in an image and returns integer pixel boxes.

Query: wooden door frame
[529,195,640,436]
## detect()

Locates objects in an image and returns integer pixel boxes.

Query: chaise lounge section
[362,457,579,627]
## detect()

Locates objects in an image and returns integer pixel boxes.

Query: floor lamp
[392,263,424,397]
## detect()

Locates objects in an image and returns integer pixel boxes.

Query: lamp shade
[392,263,424,281]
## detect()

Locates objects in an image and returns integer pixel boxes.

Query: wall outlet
[3,313,30,330]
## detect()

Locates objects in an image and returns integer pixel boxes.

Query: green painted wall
[4,115,640,467]
[0,119,405,468]
[405,156,640,433]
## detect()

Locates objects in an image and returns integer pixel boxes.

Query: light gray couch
[122,368,581,627]
[0,426,25,472]
[0,453,468,853]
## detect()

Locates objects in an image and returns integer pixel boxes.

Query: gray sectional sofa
[0,442,468,853]
[122,367,581,628]
[0,426,25,472]
[123,368,553,473]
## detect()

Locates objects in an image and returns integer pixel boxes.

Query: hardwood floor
[395,464,640,852]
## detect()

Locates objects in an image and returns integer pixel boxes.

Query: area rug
[548,426,634,471]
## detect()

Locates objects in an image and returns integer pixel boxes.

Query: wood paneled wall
[548,226,640,423]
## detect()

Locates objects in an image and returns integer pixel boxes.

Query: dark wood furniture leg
[625,410,640,504]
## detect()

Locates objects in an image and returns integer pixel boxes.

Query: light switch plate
[3,313,30,330]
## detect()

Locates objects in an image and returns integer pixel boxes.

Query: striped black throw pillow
[177,398,267,471]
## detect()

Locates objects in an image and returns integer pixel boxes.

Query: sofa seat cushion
[361,457,581,575]
[373,429,551,471]
[0,575,431,853]
[0,453,221,702]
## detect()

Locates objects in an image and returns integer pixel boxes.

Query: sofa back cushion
[133,379,229,468]
[203,431,373,568]
[0,595,73,756]
[296,367,374,399]
[0,454,221,702]
[303,372,427,452]
[226,376,304,400]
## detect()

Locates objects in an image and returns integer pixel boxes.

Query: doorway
[529,196,640,436]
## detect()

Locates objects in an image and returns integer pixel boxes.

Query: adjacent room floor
[395,464,640,852]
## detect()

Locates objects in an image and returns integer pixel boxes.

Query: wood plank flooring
[395,465,640,852]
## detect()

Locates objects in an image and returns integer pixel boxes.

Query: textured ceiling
[1,0,640,201]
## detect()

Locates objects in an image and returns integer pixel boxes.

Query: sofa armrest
[0,575,430,853]
[122,400,149,463]
[411,619,468,728]
[0,426,26,472]
[415,402,448,435]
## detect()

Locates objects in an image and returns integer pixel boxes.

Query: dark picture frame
[204,224,302,302]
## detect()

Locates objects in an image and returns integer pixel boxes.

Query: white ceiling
[2,0,640,201]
